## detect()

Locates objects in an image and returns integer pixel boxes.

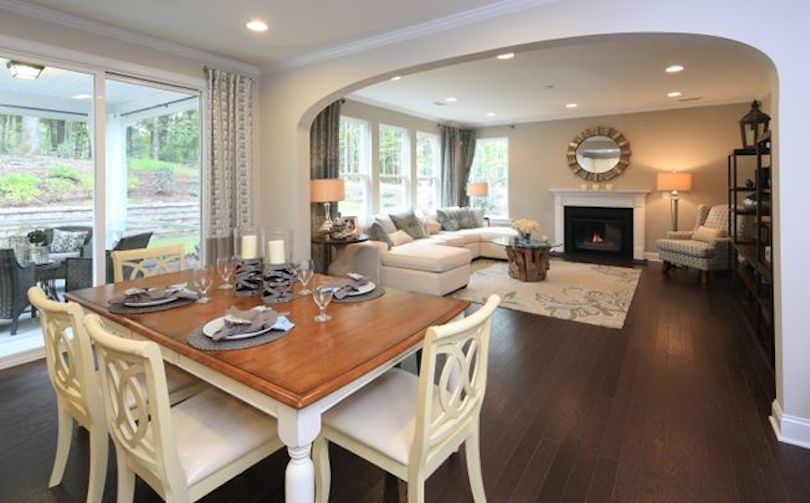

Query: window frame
[470,137,509,219]
[337,115,372,219]
[377,123,411,212]
[415,131,441,210]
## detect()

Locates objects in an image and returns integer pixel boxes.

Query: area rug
[451,259,641,329]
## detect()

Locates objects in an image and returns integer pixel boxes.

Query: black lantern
[739,100,771,148]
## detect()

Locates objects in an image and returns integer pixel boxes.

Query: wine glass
[297,259,315,295]
[312,284,334,323]
[193,267,213,303]
[216,256,234,290]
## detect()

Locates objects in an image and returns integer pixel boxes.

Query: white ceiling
[351,35,772,126]
[17,0,505,68]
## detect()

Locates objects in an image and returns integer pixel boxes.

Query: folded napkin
[213,307,294,341]
[109,284,197,305]
[333,273,371,300]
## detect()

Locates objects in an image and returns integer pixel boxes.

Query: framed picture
[344,216,358,235]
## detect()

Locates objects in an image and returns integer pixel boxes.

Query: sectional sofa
[346,208,517,296]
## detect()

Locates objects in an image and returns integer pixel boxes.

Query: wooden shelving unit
[727,131,774,367]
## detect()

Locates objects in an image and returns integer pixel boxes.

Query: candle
[267,239,286,265]
[241,235,258,259]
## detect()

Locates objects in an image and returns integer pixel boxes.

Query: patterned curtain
[205,67,255,262]
[310,100,344,272]
[440,126,477,207]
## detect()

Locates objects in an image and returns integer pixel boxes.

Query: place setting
[187,305,296,351]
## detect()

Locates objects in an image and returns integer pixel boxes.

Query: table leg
[277,405,321,503]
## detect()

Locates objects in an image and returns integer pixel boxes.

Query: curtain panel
[205,68,255,261]
[310,100,344,272]
[440,125,477,207]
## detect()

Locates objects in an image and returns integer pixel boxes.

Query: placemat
[333,287,385,303]
[187,326,292,351]
[108,298,196,315]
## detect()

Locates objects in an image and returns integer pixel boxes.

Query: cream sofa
[345,214,517,296]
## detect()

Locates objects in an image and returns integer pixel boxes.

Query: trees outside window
[379,124,409,211]
[416,132,440,210]
[338,116,370,217]
[470,138,509,218]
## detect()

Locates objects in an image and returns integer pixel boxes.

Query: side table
[311,234,369,276]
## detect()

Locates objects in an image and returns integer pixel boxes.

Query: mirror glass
[575,135,621,173]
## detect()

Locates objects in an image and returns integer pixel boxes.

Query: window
[470,138,509,218]
[378,124,410,211]
[416,132,440,209]
[338,116,370,217]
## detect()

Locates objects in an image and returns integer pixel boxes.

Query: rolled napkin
[213,307,294,341]
[333,273,371,300]
[109,284,197,306]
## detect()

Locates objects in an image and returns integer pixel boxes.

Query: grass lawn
[150,233,200,255]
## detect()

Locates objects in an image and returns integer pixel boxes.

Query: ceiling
[17,0,505,68]
[351,35,772,126]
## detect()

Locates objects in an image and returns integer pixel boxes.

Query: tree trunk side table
[492,237,558,282]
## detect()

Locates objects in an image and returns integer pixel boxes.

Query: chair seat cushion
[172,388,278,486]
[656,238,715,258]
[324,368,437,465]
[382,243,471,272]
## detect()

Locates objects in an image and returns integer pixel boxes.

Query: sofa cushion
[367,221,393,250]
[389,210,428,239]
[692,225,727,243]
[475,226,519,241]
[388,230,414,247]
[656,238,715,258]
[382,243,471,273]
[458,207,479,229]
[423,234,467,247]
[374,215,397,234]
[440,228,481,244]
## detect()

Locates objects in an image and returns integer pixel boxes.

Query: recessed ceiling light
[245,19,268,32]
[445,97,458,103]
[486,112,497,117]
[390,76,402,81]
[667,91,683,98]
[566,103,578,109]
[72,94,93,100]
[496,53,515,60]
[665,64,685,73]
[6,60,44,80]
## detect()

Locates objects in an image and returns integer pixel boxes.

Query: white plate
[202,307,271,340]
[343,281,375,297]
[124,296,178,307]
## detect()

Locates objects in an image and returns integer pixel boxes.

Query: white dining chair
[28,287,208,502]
[84,313,285,503]
[111,244,186,283]
[313,294,500,503]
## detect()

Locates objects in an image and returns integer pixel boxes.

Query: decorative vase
[30,244,48,264]
[262,264,296,304]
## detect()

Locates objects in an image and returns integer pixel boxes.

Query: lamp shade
[467,182,489,197]
[310,178,345,202]
[657,172,692,192]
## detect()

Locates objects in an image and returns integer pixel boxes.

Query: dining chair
[111,244,185,283]
[84,314,285,503]
[313,294,501,503]
[28,287,207,503]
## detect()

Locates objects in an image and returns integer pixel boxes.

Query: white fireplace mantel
[549,189,650,260]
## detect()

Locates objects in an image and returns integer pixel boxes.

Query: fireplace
[564,206,633,260]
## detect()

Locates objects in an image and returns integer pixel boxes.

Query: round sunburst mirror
[566,127,631,181]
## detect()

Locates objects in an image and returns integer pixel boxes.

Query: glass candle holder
[265,229,294,266]
[233,226,264,296]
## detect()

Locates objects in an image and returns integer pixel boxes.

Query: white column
[105,116,128,247]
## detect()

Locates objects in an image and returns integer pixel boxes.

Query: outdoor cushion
[382,243,471,273]
[50,229,88,253]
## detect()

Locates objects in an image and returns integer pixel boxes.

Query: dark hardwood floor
[2,263,810,502]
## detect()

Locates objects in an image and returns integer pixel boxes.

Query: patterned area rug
[451,259,641,329]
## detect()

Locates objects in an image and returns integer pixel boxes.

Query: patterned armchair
[0,249,36,335]
[656,204,751,281]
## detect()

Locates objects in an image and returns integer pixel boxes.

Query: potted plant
[27,229,49,264]
[511,219,540,242]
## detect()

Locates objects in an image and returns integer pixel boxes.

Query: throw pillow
[436,208,462,231]
[692,226,727,243]
[426,219,441,234]
[471,208,486,228]
[389,210,428,239]
[50,229,88,253]
[367,222,393,250]
[374,215,397,234]
[388,230,414,247]
[458,207,479,229]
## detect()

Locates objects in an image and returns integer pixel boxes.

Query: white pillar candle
[268,239,286,265]
[241,235,258,259]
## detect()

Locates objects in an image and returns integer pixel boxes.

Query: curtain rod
[119,96,198,118]
[0,103,86,117]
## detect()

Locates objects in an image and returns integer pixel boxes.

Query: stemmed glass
[312,284,334,323]
[216,256,234,290]
[193,267,213,303]
[297,259,315,295]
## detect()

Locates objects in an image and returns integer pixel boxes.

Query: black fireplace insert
[564,206,633,260]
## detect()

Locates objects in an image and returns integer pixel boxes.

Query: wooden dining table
[66,270,469,503]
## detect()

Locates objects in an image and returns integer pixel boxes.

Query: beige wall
[477,102,751,252]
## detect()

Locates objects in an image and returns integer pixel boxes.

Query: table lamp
[657,171,693,231]
[467,182,489,209]
[310,178,345,233]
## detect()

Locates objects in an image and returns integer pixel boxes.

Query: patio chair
[65,257,94,293]
[0,249,36,335]
[105,232,153,282]
[45,226,93,261]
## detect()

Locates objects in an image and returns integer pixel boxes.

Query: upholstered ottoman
[380,242,472,296]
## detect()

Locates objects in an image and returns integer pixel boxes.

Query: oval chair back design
[111,244,186,283]
[83,313,188,501]
[28,286,108,502]
[411,294,500,471]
